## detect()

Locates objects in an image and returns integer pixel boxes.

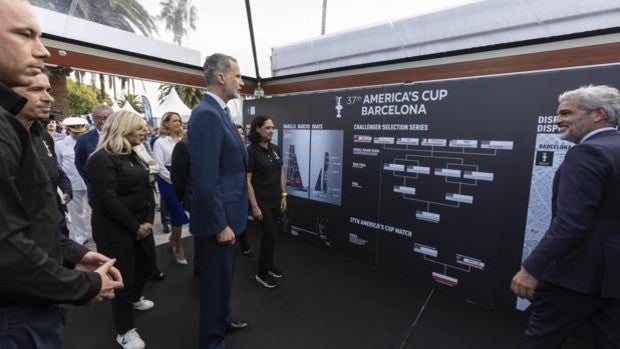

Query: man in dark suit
[511,85,620,348]
[188,53,249,349]
[74,104,112,186]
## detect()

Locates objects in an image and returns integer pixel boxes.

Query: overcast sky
[144,0,482,78]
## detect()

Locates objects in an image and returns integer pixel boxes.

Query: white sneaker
[131,296,154,311]
[116,328,145,349]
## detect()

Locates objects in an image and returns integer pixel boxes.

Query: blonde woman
[85,111,156,349]
[153,111,189,265]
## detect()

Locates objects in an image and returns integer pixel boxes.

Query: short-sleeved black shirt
[247,142,282,209]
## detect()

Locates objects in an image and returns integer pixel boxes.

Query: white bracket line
[423,255,471,273]
[385,144,500,157]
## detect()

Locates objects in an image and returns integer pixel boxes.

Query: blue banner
[141,95,154,127]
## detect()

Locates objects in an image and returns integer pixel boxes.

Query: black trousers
[524,282,620,348]
[238,232,250,252]
[0,304,66,349]
[257,205,280,277]
[97,236,155,334]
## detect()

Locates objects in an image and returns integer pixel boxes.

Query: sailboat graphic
[286,145,306,191]
[314,152,329,194]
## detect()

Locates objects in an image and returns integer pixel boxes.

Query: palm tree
[30,0,70,13]
[32,1,155,122]
[77,0,158,37]
[117,92,144,113]
[158,0,197,45]
[31,0,157,37]
[158,84,205,109]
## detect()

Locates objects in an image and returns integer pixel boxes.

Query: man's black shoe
[241,249,253,257]
[227,320,249,334]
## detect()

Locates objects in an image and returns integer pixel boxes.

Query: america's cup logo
[335,96,343,118]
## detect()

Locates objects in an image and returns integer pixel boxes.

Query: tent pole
[245,0,261,87]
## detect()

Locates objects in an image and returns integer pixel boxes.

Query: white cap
[64,117,89,133]
[63,117,88,126]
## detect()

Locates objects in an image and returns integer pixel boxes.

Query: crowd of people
[0,1,619,349]
[0,2,287,346]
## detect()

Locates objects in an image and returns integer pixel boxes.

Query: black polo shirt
[247,142,282,209]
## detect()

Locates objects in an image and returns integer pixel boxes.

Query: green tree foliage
[117,93,145,113]
[158,0,197,45]
[67,79,113,115]
[67,79,99,115]
[98,92,114,107]
[158,84,205,109]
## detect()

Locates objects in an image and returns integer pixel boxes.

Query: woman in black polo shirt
[247,115,287,289]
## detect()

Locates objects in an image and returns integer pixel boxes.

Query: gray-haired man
[511,85,620,347]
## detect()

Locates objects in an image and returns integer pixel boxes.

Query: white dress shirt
[206,91,227,110]
[580,127,616,143]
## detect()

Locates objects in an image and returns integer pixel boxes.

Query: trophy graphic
[335,96,343,118]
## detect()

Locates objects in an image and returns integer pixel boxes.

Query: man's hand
[510,267,538,300]
[63,193,72,204]
[76,251,118,276]
[91,259,124,304]
[216,226,236,245]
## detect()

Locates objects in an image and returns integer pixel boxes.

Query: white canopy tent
[228,99,243,126]
[153,88,193,124]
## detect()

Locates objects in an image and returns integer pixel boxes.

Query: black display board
[243,64,620,309]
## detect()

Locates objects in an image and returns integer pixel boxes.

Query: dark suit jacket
[84,149,155,247]
[35,123,72,198]
[524,129,620,299]
[171,135,192,211]
[74,128,99,181]
[187,94,248,237]
[0,84,98,306]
